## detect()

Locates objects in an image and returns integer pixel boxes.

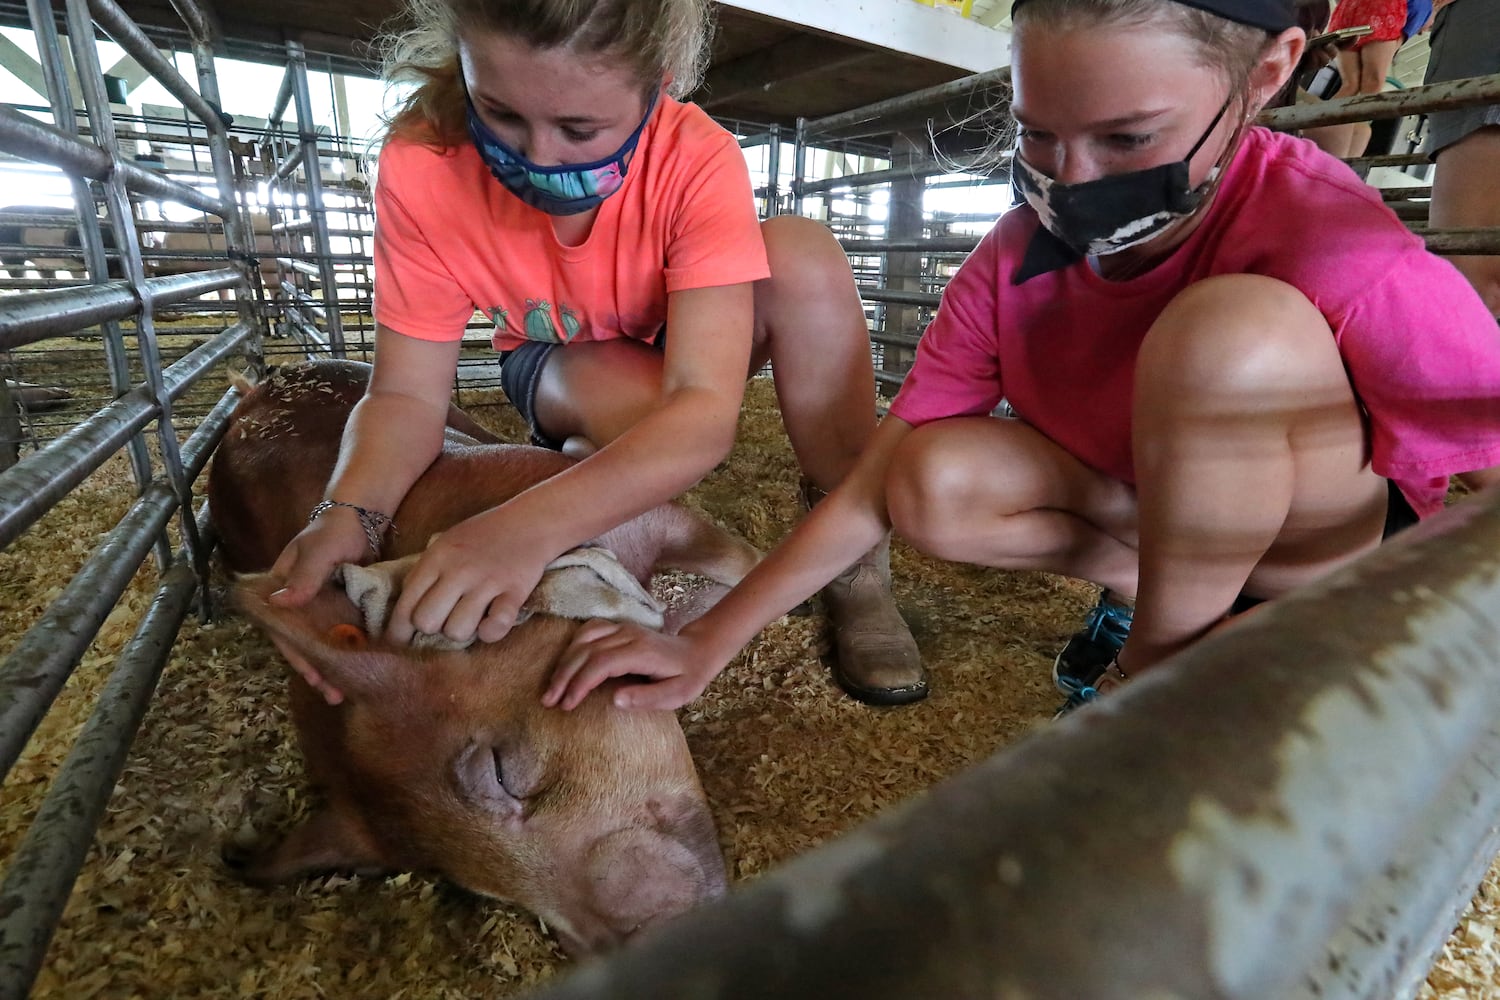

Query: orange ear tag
[326,623,368,650]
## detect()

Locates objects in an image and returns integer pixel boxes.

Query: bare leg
[753,215,924,703]
[750,215,879,489]
[885,416,1140,594]
[532,337,664,455]
[536,215,880,482]
[1346,39,1401,157]
[1430,126,1500,317]
[1311,48,1366,159]
[1127,274,1385,668]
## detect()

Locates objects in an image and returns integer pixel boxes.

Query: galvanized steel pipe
[273,143,306,180]
[22,0,156,510]
[857,286,943,307]
[841,236,983,254]
[269,61,296,126]
[1415,227,1500,255]
[86,0,226,131]
[0,270,241,350]
[0,507,215,1000]
[0,321,253,553]
[804,66,1011,139]
[0,107,227,216]
[0,387,235,787]
[163,0,219,47]
[286,41,346,355]
[796,155,1006,197]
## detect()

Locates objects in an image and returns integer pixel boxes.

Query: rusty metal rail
[1258,72,1500,131]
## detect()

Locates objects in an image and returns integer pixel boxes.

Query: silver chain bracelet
[307,500,395,558]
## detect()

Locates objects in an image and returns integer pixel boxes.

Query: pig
[207,359,760,955]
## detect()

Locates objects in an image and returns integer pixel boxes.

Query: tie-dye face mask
[465,87,660,216]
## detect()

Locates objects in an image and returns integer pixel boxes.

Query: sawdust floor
[1,376,1496,998]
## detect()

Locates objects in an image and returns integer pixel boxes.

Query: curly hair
[378,0,714,147]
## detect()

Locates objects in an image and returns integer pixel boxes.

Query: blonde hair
[378,0,713,147]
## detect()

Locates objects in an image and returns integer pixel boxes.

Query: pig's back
[209,360,573,572]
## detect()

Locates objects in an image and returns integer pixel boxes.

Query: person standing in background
[1314,0,1410,156]
[1422,0,1500,317]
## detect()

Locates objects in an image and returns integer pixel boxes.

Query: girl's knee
[760,216,850,290]
[1140,275,1336,396]
[885,423,1017,559]
[885,427,969,553]
[753,216,864,354]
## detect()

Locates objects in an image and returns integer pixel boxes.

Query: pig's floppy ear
[523,545,664,629]
[233,571,406,699]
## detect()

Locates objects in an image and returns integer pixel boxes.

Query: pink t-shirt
[372,95,770,349]
[890,127,1500,517]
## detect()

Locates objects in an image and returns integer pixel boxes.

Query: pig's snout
[559,825,725,955]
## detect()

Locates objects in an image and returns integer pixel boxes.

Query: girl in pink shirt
[267,0,924,706]
[549,0,1500,716]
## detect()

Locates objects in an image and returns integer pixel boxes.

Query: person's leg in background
[1430,126,1500,317]
[1423,0,1500,318]
[1317,38,1403,157]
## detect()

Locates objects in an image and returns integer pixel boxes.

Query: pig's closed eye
[454,742,525,811]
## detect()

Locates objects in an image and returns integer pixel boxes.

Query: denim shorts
[498,340,563,450]
[498,329,668,450]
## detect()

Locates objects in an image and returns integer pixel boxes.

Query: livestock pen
[3,1,1500,997]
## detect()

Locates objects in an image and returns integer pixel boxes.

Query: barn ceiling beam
[0,30,48,101]
[717,0,1011,73]
[696,34,880,110]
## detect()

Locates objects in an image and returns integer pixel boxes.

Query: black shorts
[1227,479,1419,615]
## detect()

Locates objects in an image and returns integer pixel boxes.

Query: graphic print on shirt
[488,301,585,343]
[517,298,586,343]
[559,304,581,340]
[523,299,560,342]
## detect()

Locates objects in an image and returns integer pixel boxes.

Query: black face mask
[1010,95,1236,282]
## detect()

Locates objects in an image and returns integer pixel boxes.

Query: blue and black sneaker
[1052,590,1134,717]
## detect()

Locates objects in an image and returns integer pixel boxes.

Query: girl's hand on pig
[269,507,373,608]
[545,622,719,711]
[385,514,550,646]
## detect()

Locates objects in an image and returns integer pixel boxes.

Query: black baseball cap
[1011,0,1297,33]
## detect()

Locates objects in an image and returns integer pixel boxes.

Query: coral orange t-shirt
[372,95,770,350]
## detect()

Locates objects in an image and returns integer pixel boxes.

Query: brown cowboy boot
[802,480,928,705]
